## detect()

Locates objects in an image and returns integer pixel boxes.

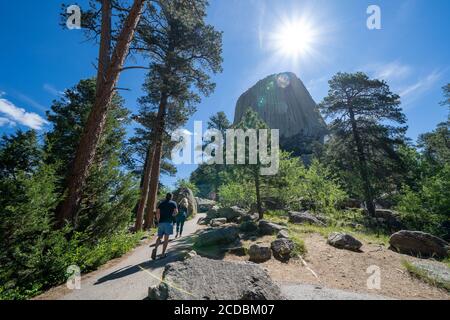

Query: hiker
[151,193,178,260]
[176,197,189,238]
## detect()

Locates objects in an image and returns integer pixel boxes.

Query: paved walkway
[36,214,204,300]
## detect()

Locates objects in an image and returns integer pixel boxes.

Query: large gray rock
[271,239,295,261]
[196,197,216,212]
[277,229,290,239]
[173,187,197,217]
[409,261,450,289]
[218,206,247,222]
[234,72,327,141]
[210,218,227,227]
[373,209,404,231]
[258,220,287,235]
[206,205,221,219]
[249,243,272,263]
[327,232,363,252]
[288,211,325,226]
[148,255,284,300]
[196,226,240,247]
[389,230,449,259]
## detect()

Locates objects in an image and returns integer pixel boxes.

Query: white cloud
[0,98,48,130]
[43,83,64,97]
[399,70,441,98]
[0,117,16,127]
[365,61,413,82]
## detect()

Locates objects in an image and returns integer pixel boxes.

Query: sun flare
[273,19,317,59]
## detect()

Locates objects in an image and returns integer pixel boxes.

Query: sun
[272,19,317,59]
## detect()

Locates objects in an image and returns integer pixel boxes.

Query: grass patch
[402,260,450,292]
[264,210,390,252]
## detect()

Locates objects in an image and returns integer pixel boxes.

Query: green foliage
[175,178,199,196]
[218,180,256,209]
[319,72,407,210]
[45,78,139,237]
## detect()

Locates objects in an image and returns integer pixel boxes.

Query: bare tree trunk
[134,146,155,231]
[135,94,167,231]
[348,107,376,217]
[57,0,146,227]
[143,96,167,229]
[144,139,163,229]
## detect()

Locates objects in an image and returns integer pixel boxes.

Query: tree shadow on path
[94,235,196,285]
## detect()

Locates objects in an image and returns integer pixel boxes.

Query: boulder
[196,226,240,247]
[241,212,259,223]
[239,221,258,233]
[218,206,247,222]
[258,220,287,235]
[327,232,363,252]
[277,229,290,239]
[197,217,209,226]
[288,211,325,226]
[373,209,404,231]
[389,230,449,259]
[227,246,247,256]
[206,205,221,219]
[173,187,197,217]
[210,218,227,227]
[148,255,284,300]
[195,197,217,212]
[409,261,450,289]
[271,239,295,261]
[249,243,272,263]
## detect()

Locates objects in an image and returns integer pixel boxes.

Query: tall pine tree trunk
[143,97,167,229]
[134,146,155,231]
[135,94,167,231]
[57,0,146,227]
[144,138,163,229]
[348,107,376,216]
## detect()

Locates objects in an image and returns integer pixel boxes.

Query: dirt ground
[225,233,450,300]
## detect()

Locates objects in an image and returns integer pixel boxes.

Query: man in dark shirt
[151,193,178,260]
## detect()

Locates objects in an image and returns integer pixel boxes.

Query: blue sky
[0,0,449,188]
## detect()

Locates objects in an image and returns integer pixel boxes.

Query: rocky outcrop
[240,221,258,233]
[195,197,216,212]
[389,230,449,259]
[277,229,290,239]
[148,255,284,300]
[195,226,240,247]
[218,206,247,222]
[408,261,450,289]
[234,72,326,140]
[258,220,287,235]
[271,239,295,262]
[210,218,227,227]
[249,243,272,263]
[173,187,197,217]
[288,211,325,226]
[327,232,363,252]
[373,209,404,231]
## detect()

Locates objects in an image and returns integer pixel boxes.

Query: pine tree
[46,79,138,237]
[133,0,223,230]
[319,72,407,216]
